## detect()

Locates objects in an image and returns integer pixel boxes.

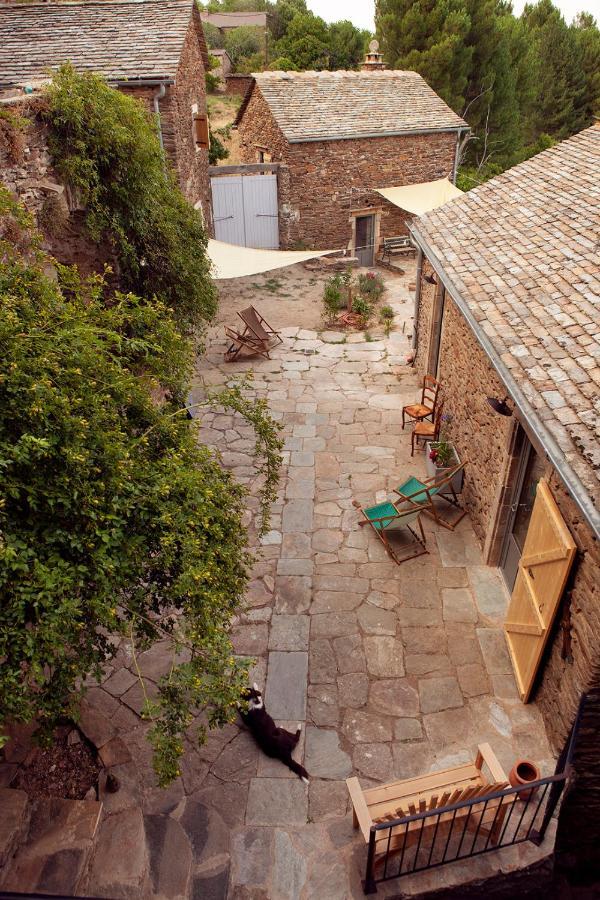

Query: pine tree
[572,13,600,124]
[376,0,472,111]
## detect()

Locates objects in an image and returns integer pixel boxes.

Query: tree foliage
[376,0,600,176]
[43,65,217,334]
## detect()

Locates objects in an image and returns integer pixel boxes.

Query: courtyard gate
[504,478,576,702]
[211,172,279,249]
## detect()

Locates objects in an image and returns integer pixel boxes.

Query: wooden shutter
[193,113,209,150]
[504,478,576,702]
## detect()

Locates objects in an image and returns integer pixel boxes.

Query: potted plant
[425,415,463,494]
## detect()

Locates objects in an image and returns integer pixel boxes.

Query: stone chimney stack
[361,39,386,71]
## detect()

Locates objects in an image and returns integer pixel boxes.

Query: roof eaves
[287,125,469,143]
[409,219,600,541]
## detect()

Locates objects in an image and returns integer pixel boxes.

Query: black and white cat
[240,684,309,783]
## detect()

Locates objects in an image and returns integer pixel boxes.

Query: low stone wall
[226,74,253,96]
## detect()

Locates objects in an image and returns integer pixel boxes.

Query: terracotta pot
[509,759,540,801]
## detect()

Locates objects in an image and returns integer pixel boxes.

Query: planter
[425,442,464,495]
[508,759,541,801]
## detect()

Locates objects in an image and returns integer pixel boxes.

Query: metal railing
[362,695,586,894]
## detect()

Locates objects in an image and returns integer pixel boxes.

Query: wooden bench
[380,236,415,264]
[347,743,512,862]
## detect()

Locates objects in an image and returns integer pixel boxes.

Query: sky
[307,0,595,29]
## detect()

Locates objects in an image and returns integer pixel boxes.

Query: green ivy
[43,65,217,334]
[0,191,282,785]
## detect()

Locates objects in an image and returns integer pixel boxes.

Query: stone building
[234,70,469,257]
[0,0,213,223]
[209,49,233,90]
[409,124,600,879]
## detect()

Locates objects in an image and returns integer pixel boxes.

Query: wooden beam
[209,163,280,176]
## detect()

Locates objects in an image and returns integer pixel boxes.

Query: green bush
[352,295,374,325]
[358,270,385,301]
[44,65,217,334]
[322,274,345,319]
[0,191,282,786]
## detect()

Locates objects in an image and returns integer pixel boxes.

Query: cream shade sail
[375,178,463,215]
[208,240,334,280]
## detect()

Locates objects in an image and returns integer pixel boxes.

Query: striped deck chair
[394,463,466,531]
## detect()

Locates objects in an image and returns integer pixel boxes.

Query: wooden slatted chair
[411,401,444,456]
[355,498,428,566]
[394,463,466,531]
[347,743,512,864]
[402,374,440,429]
[224,306,282,362]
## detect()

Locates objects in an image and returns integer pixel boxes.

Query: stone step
[0,795,102,895]
[0,788,31,870]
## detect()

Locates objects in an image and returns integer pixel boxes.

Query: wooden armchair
[402,374,440,429]
[347,743,512,863]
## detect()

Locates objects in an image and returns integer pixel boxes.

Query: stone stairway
[0,787,103,895]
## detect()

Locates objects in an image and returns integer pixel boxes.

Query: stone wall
[237,87,457,250]
[226,74,253,96]
[414,249,600,879]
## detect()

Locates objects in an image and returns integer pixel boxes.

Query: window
[256,147,271,164]
[193,113,209,150]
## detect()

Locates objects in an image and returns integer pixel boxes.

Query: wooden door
[355,215,375,266]
[504,478,576,702]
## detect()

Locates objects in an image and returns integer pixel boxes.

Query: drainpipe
[153,82,166,152]
[452,128,468,184]
[412,244,423,352]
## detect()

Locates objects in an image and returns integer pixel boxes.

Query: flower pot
[425,442,463,495]
[508,759,540,801]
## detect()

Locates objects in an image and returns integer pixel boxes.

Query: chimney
[361,39,386,71]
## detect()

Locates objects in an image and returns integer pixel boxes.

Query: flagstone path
[8,262,554,899]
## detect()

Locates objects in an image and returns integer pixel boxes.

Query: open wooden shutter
[504,478,576,702]
[193,113,209,150]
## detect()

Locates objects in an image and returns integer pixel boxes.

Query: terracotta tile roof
[0,0,207,87]
[236,71,468,142]
[411,125,600,512]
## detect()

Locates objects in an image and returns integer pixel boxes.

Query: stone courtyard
[0,262,557,899]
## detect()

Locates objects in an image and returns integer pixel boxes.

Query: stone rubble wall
[225,74,254,96]
[237,86,457,250]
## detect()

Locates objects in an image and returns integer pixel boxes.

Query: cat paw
[301,776,309,784]
[297,723,302,732]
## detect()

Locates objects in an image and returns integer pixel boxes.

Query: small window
[256,147,271,164]
[193,113,209,150]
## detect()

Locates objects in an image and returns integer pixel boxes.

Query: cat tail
[287,759,309,784]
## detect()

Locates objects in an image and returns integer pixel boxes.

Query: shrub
[322,274,344,319]
[352,295,374,325]
[379,304,395,335]
[44,65,217,334]
[358,270,385,301]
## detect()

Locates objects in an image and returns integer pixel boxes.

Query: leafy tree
[44,65,216,334]
[203,21,225,49]
[224,24,264,65]
[376,0,472,110]
[328,20,370,69]
[274,11,330,69]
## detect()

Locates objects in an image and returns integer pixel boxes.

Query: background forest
[203,0,600,184]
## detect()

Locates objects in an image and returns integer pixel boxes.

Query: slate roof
[0,0,208,87]
[235,70,468,142]
[411,125,600,520]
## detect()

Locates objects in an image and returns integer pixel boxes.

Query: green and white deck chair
[393,463,466,531]
[358,498,428,566]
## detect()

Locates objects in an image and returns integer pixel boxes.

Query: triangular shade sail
[375,178,463,216]
[208,240,334,280]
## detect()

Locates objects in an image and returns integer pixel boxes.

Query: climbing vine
[0,182,281,784]
[43,64,217,334]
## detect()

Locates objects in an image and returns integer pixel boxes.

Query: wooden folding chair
[224,325,271,362]
[347,743,513,867]
[412,401,444,456]
[356,497,428,565]
[238,306,282,347]
[393,463,466,531]
[402,374,440,429]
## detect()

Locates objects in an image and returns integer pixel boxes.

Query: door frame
[350,207,382,263]
[499,433,533,590]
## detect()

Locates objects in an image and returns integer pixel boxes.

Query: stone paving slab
[265,651,308,720]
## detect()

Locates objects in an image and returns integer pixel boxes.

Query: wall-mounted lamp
[487,396,513,417]
[424,273,437,285]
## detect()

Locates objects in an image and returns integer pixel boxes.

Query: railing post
[363,827,378,894]
[530,693,587,846]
